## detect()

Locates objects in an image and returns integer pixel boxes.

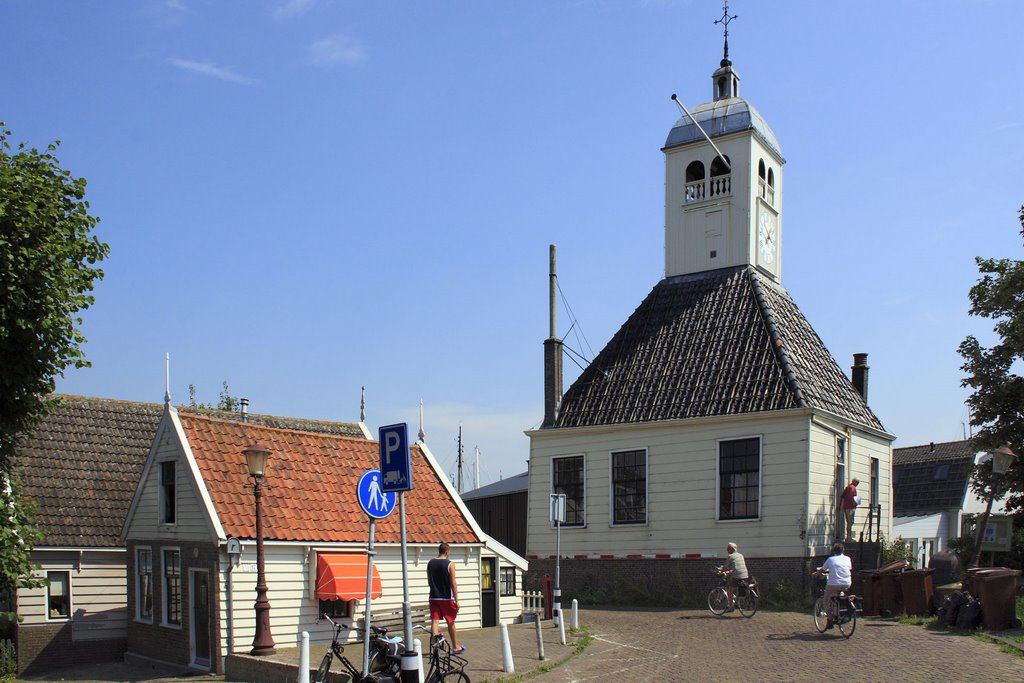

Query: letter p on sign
[378,423,412,492]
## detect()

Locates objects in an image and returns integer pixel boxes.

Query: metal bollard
[534,616,546,660]
[571,599,579,630]
[558,609,566,645]
[500,623,515,673]
[298,631,309,683]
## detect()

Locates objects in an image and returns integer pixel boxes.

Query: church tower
[662,8,784,282]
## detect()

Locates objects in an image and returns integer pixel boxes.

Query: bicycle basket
[375,635,405,659]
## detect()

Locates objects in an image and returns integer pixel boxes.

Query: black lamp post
[244,443,276,656]
[969,445,1018,569]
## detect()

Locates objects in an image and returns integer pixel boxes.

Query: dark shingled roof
[554,266,885,431]
[893,440,975,516]
[13,395,366,547]
[461,471,529,501]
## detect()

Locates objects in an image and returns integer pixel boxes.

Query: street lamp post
[244,443,276,656]
[969,445,1018,569]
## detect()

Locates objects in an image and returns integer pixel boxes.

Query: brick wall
[126,539,223,673]
[524,544,881,609]
[16,621,125,675]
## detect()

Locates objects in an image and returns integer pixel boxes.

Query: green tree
[0,123,108,607]
[188,381,241,412]
[959,206,1024,513]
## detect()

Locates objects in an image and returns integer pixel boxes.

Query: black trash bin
[856,569,880,616]
[877,560,910,617]
[899,568,935,616]
[972,568,1022,630]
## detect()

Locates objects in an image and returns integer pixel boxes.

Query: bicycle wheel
[439,671,470,683]
[812,597,828,633]
[738,591,758,618]
[314,652,333,683]
[708,587,729,615]
[838,602,856,638]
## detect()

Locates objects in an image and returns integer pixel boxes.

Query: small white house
[893,440,1011,567]
[120,403,527,674]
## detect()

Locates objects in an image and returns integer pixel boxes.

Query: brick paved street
[532,607,1024,683]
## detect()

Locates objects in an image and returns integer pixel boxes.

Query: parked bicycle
[707,567,759,617]
[415,625,471,682]
[314,614,402,683]
[811,570,859,638]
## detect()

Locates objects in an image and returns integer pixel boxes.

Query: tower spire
[714,1,738,67]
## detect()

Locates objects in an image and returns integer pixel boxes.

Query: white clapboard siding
[18,552,128,641]
[124,437,214,543]
[527,414,815,558]
[215,543,492,657]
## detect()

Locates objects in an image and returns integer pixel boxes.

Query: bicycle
[314,614,402,683]
[707,567,759,618]
[414,625,471,683]
[811,570,858,638]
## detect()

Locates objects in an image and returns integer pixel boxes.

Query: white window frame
[551,454,586,528]
[136,546,154,623]
[608,447,648,527]
[161,547,182,629]
[46,570,71,621]
[715,435,763,522]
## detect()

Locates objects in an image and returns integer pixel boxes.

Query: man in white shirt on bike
[814,542,853,626]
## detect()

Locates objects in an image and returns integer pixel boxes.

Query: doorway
[191,570,211,669]
[481,558,497,627]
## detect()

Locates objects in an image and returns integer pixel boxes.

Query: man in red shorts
[427,542,463,653]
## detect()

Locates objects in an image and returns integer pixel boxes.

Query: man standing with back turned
[428,542,464,654]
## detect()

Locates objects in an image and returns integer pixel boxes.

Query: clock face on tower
[757,210,776,266]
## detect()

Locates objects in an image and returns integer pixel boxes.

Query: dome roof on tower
[664,96,783,159]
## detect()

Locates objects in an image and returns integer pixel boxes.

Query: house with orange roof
[120,401,527,674]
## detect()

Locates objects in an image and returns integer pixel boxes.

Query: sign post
[357,470,396,675]
[550,493,566,627]
[379,424,415,683]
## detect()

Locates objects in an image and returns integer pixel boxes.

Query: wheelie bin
[971,568,1022,630]
[899,568,935,616]
[877,559,910,616]
[856,569,880,616]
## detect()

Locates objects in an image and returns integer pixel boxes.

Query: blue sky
[5,0,1023,489]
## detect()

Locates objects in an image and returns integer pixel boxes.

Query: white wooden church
[526,15,894,592]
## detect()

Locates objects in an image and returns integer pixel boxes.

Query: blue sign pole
[356,470,395,675]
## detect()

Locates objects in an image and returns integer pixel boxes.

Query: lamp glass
[244,445,270,478]
[992,447,1017,476]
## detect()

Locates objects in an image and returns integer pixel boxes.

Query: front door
[481,558,497,627]
[191,570,211,668]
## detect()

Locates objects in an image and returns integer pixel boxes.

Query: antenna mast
[456,426,464,494]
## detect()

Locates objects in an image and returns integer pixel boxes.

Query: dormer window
[685,161,706,203]
[709,156,731,198]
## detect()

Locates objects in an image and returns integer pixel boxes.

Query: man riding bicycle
[722,542,749,611]
[813,542,852,628]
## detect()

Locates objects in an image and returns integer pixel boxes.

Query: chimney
[543,245,563,428]
[929,442,935,453]
[851,353,869,402]
[240,397,249,423]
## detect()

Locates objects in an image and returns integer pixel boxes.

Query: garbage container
[899,568,935,616]
[971,568,1022,631]
[856,570,880,616]
[877,560,910,617]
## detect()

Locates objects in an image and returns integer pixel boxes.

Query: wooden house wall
[464,492,528,557]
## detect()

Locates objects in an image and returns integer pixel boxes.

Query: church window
[766,168,775,205]
[758,161,775,206]
[611,449,647,525]
[552,455,585,527]
[709,156,731,198]
[717,437,761,520]
[685,161,705,202]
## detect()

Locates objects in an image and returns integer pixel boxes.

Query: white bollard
[571,599,579,630]
[413,637,424,681]
[558,610,566,645]
[298,631,309,683]
[500,623,515,673]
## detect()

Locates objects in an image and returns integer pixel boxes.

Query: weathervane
[714,1,738,66]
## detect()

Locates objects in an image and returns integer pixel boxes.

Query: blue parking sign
[378,423,411,492]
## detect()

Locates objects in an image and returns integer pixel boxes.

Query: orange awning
[316,553,382,601]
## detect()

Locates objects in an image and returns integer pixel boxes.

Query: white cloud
[307,32,366,66]
[272,0,317,20]
[167,58,258,85]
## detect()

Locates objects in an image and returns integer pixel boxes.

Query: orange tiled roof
[179,412,480,545]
